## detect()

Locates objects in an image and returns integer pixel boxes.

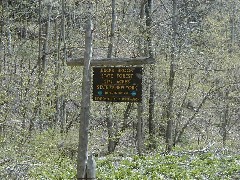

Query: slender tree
[106,0,117,153]
[136,0,147,155]
[145,0,156,149]
[166,0,178,152]
[60,0,67,133]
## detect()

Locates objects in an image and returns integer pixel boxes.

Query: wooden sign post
[76,18,93,179]
[68,18,155,180]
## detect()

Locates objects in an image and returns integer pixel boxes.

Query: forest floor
[0,129,239,180]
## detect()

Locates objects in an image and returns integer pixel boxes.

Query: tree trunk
[106,0,117,154]
[222,105,228,148]
[145,0,156,149]
[222,91,229,148]
[60,96,66,133]
[137,103,144,155]
[60,0,67,133]
[166,0,178,153]
[54,18,61,128]
[29,0,43,134]
[110,102,134,152]
[136,0,146,155]
[106,103,115,153]
[5,2,12,55]
[42,3,52,74]
[228,2,235,54]
[38,2,52,131]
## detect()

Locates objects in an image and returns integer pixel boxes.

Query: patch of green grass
[1,130,239,179]
[97,152,240,180]
[28,130,76,179]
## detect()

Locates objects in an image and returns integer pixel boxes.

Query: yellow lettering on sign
[116,73,133,79]
[116,79,131,84]
[103,79,113,84]
[100,68,115,73]
[101,73,114,78]
[126,85,135,90]
[118,68,134,73]
[95,97,103,101]
[97,85,115,90]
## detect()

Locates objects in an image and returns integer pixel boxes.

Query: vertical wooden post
[86,153,97,178]
[77,17,93,179]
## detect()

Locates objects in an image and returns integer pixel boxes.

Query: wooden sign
[93,67,142,102]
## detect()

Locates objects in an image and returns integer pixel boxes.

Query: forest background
[0,0,239,179]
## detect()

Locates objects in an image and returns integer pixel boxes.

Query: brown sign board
[93,67,142,102]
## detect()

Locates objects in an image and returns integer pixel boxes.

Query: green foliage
[97,152,240,180]
[29,157,76,180]
[1,130,239,179]
[0,129,76,179]
[28,130,76,179]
